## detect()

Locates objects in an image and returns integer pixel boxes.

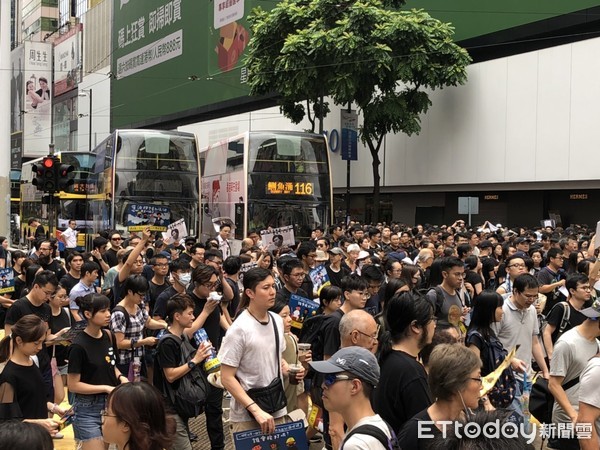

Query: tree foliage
[246,0,471,222]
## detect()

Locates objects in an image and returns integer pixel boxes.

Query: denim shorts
[73,393,107,442]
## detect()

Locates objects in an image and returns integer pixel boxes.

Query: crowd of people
[1,218,600,449]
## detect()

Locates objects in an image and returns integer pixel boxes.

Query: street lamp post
[79,88,93,151]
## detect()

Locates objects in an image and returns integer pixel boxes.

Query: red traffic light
[43,157,55,168]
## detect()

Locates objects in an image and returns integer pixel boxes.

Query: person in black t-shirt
[155,294,213,450]
[5,270,58,404]
[188,264,225,450]
[47,285,71,405]
[542,273,590,361]
[399,344,483,448]
[275,258,309,306]
[67,293,128,446]
[59,252,83,295]
[0,314,67,436]
[374,291,434,435]
[153,259,191,320]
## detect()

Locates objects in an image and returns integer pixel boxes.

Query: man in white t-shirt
[577,353,600,450]
[60,219,78,254]
[549,286,600,450]
[219,267,296,436]
[310,346,393,450]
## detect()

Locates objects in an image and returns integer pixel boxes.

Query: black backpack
[157,333,209,419]
[343,423,400,450]
[299,313,336,364]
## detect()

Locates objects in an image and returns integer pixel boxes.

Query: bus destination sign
[266,181,314,196]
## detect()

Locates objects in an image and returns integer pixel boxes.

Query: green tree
[246,0,471,223]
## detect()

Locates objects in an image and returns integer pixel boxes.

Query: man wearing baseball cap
[310,346,394,450]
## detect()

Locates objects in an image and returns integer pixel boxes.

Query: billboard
[23,41,53,157]
[111,0,600,129]
[111,0,278,128]
[54,24,83,96]
[10,46,24,134]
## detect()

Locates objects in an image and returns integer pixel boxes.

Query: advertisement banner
[23,41,53,157]
[11,46,24,134]
[111,0,268,128]
[53,24,83,96]
[11,132,23,170]
[341,109,358,161]
[125,203,171,231]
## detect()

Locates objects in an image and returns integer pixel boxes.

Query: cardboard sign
[233,420,308,450]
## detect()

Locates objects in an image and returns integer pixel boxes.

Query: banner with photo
[289,294,319,330]
[11,45,24,134]
[53,24,83,96]
[23,41,53,157]
[0,268,15,295]
[162,218,188,245]
[260,225,295,252]
[126,204,171,231]
[309,265,330,295]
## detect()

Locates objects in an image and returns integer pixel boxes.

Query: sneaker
[53,432,64,439]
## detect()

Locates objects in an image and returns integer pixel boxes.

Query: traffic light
[31,162,45,192]
[33,156,59,193]
[56,162,75,191]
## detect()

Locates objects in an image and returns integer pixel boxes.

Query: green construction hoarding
[111,0,600,129]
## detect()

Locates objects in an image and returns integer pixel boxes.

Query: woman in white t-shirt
[219,267,290,435]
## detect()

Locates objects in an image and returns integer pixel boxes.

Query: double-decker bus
[199,131,333,244]
[89,129,200,239]
[20,152,97,248]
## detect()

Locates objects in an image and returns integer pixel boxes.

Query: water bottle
[193,328,221,373]
[132,356,141,382]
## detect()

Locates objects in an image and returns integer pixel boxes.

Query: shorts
[73,393,107,442]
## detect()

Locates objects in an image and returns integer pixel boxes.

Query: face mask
[177,273,191,288]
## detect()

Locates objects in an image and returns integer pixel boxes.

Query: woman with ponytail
[0,314,65,435]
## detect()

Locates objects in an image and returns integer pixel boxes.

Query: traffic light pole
[47,145,56,238]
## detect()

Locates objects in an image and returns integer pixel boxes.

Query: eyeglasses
[520,293,539,300]
[203,281,220,289]
[507,263,526,269]
[41,288,56,296]
[111,238,122,241]
[352,290,371,299]
[323,374,354,388]
[552,255,564,260]
[100,409,117,423]
[450,272,467,278]
[135,292,147,297]
[470,377,483,384]
[578,285,592,291]
[354,326,380,341]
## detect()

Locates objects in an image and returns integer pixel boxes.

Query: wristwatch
[187,361,196,370]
